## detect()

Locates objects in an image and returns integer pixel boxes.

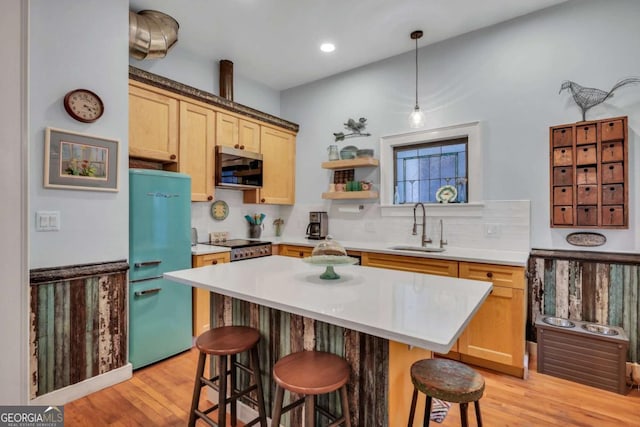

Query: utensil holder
[249,224,262,239]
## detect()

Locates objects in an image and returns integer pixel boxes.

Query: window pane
[393,138,468,203]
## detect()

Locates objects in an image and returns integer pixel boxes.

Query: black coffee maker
[306,211,328,240]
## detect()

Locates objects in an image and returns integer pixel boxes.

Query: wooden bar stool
[271,350,351,427]
[408,358,485,427]
[188,326,267,427]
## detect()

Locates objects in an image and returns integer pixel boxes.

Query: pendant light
[408,30,425,128]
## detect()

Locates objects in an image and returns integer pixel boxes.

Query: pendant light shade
[408,30,425,128]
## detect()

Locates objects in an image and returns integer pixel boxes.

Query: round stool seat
[411,358,485,403]
[195,326,260,356]
[273,351,350,395]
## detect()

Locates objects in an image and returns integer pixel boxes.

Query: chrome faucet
[439,219,448,249]
[412,203,432,247]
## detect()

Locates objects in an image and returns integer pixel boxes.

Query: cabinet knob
[207,195,213,201]
[299,252,304,257]
[609,122,615,127]
[211,260,218,265]
[560,129,566,134]
[170,154,176,160]
[585,187,590,192]
[240,145,245,150]
[610,208,615,212]
[561,188,566,193]
[234,144,240,149]
[609,165,614,170]
[486,272,493,279]
[583,148,588,152]
[261,198,266,203]
[610,187,615,191]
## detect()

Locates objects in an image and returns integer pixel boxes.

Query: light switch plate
[36,211,60,231]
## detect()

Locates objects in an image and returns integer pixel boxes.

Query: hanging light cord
[414,36,419,109]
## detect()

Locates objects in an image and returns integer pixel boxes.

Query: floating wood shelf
[322,191,378,200]
[321,158,379,169]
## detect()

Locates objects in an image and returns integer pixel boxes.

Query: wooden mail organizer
[549,116,628,228]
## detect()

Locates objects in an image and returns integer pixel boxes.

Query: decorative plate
[210,200,229,220]
[566,232,606,247]
[436,185,457,203]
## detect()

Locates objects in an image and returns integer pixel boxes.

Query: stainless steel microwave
[215,145,263,190]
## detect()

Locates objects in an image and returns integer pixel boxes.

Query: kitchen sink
[388,245,446,253]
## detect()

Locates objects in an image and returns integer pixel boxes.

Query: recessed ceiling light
[320,43,335,53]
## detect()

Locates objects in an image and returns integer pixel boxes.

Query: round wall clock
[210,200,229,220]
[63,89,104,123]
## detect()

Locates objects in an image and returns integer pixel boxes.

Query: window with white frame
[379,122,482,209]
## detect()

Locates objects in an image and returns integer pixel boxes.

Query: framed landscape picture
[44,127,119,192]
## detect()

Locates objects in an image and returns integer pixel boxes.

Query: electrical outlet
[484,223,501,237]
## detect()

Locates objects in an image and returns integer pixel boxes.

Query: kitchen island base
[210,293,388,427]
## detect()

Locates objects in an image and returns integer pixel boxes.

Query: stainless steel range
[205,239,272,261]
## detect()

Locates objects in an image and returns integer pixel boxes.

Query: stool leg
[188,351,207,427]
[407,388,418,427]
[271,385,285,427]
[230,354,237,426]
[423,395,432,427]
[459,402,469,427]
[339,385,351,427]
[249,346,268,426]
[304,395,315,427]
[474,400,483,427]
[218,355,228,427]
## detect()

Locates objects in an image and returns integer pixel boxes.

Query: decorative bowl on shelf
[303,236,359,280]
[340,145,358,160]
[356,149,374,158]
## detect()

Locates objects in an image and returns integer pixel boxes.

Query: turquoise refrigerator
[129,169,192,369]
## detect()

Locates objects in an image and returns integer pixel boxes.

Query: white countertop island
[165,255,492,353]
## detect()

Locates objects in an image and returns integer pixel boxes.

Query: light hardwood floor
[65,348,640,426]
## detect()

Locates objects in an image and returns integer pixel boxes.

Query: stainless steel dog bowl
[582,323,619,336]
[542,316,575,328]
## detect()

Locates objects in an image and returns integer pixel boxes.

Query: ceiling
[129,0,567,91]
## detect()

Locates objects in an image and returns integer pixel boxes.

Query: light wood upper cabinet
[239,119,260,152]
[216,113,260,153]
[179,101,216,201]
[129,83,178,162]
[215,112,239,148]
[457,262,526,376]
[244,126,296,205]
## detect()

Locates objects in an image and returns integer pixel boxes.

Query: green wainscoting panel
[29,260,128,398]
[528,250,640,363]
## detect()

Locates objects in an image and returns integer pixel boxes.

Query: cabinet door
[239,119,260,152]
[179,102,216,201]
[279,245,312,258]
[457,262,525,370]
[192,252,230,336]
[216,112,239,148]
[129,84,178,162]
[361,252,458,277]
[245,127,296,205]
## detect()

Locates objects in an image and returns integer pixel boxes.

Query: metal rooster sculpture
[559,77,640,121]
[333,117,371,142]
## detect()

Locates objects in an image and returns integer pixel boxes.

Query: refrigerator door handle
[130,275,164,284]
[134,287,162,297]
[134,260,162,268]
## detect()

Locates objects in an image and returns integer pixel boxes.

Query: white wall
[281,0,640,252]
[29,0,130,269]
[0,0,28,404]
[130,47,281,117]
